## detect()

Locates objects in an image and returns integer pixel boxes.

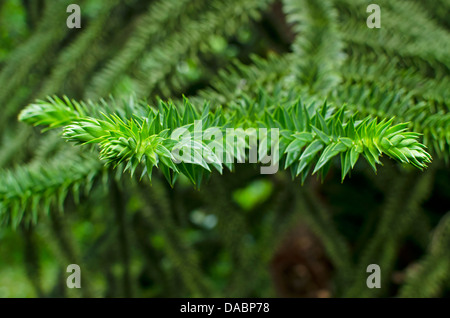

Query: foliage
[0,0,448,298]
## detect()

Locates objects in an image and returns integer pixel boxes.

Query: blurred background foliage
[0,0,449,297]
